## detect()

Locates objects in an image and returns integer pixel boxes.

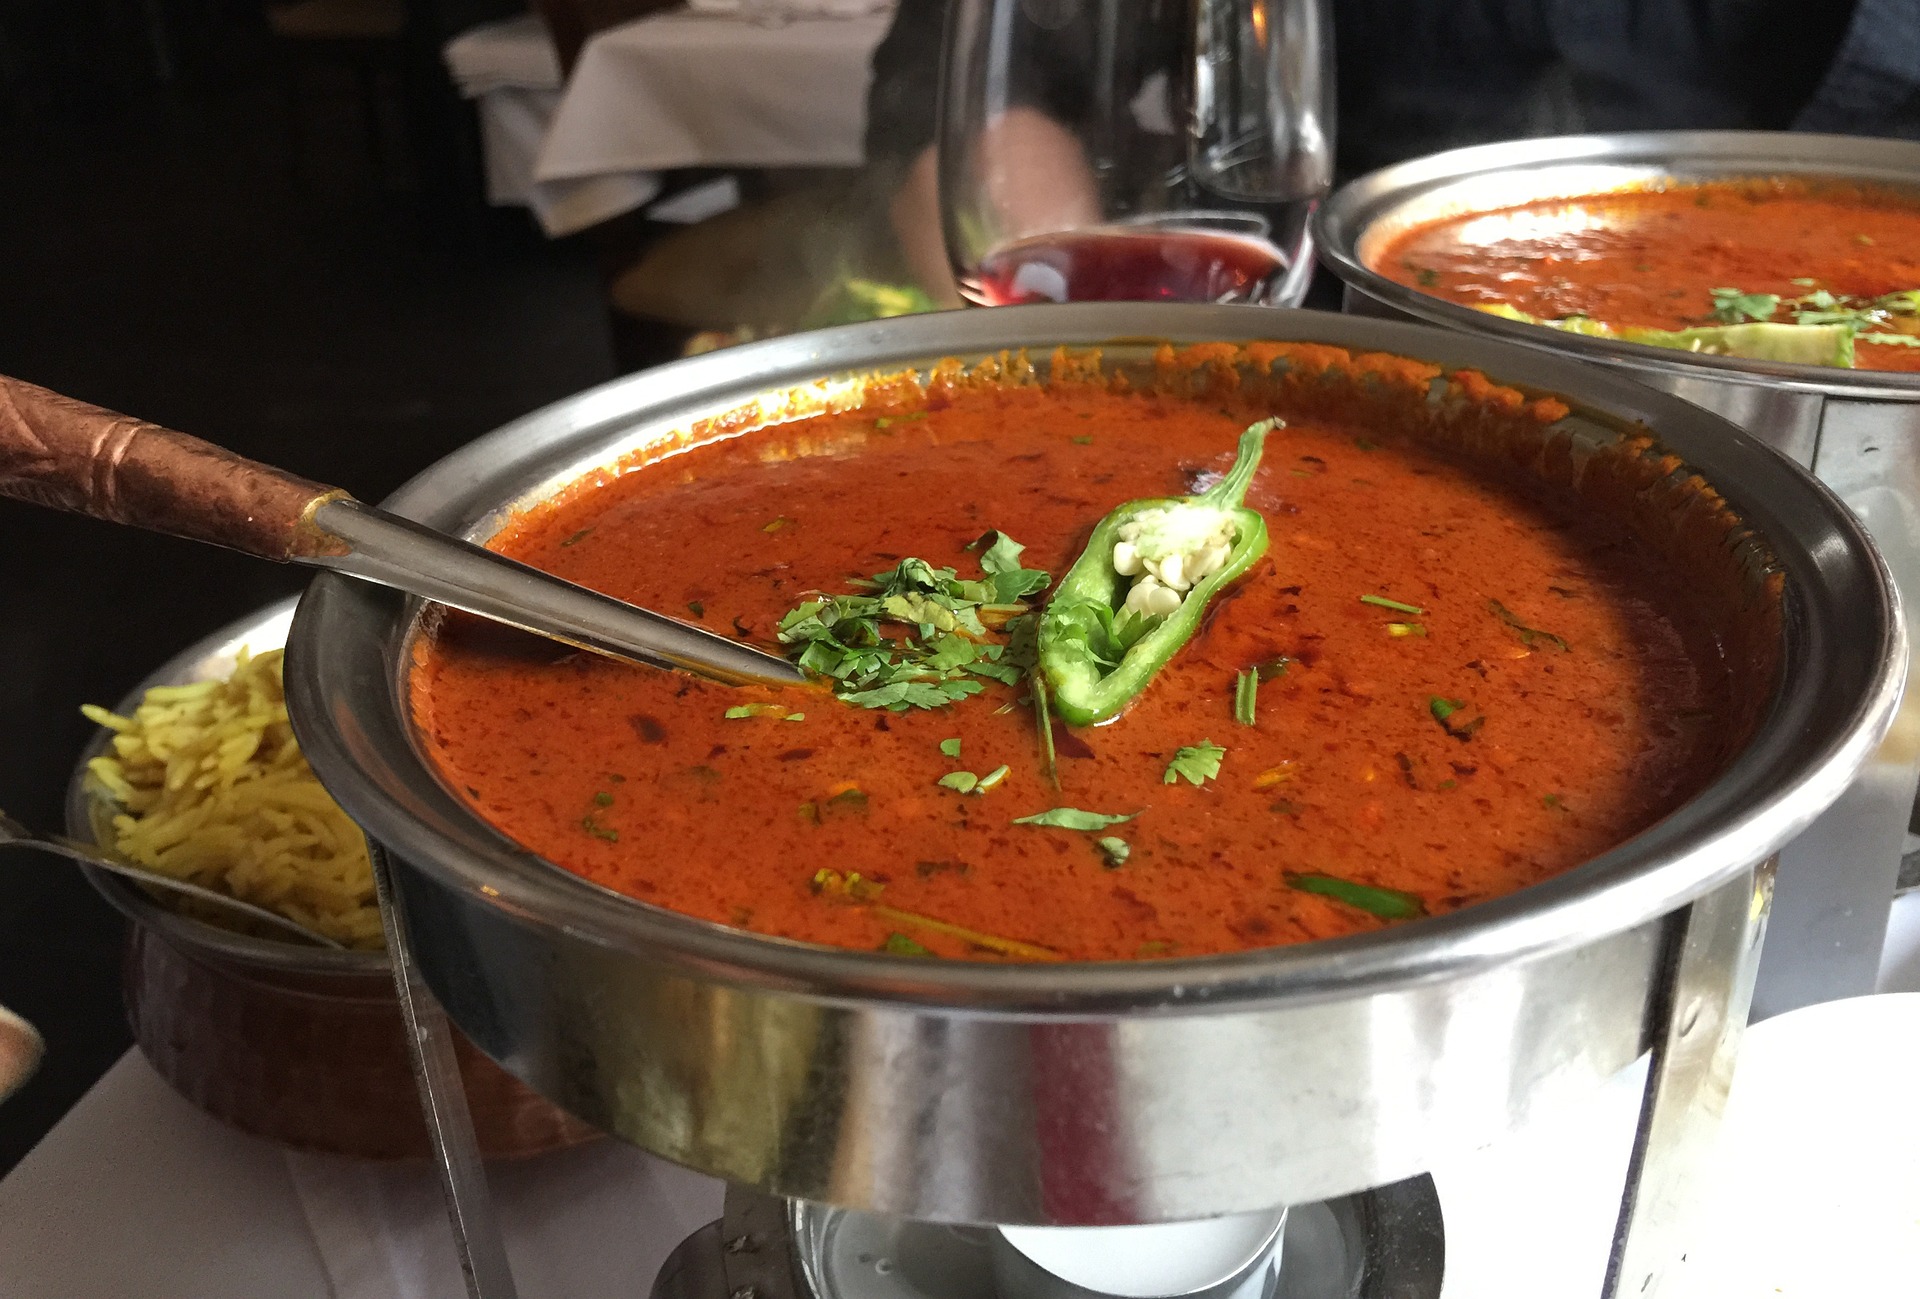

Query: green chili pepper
[1038,420,1275,725]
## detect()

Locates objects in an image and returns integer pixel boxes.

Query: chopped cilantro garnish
[1255,656,1292,682]
[1709,287,1780,324]
[840,679,985,711]
[1360,594,1425,615]
[775,536,1050,713]
[1387,622,1426,637]
[940,738,962,759]
[1165,740,1226,787]
[762,516,795,533]
[939,765,1006,795]
[559,527,593,547]
[1543,793,1567,811]
[725,703,800,720]
[883,933,934,956]
[1096,836,1130,867]
[1013,807,1138,831]
[1488,598,1569,651]
[580,789,620,842]
[1071,434,1094,445]
[1234,669,1258,726]
[1032,670,1059,786]
[1429,696,1484,741]
[1286,873,1426,920]
[686,600,705,617]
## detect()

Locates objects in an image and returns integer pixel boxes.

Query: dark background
[0,0,617,1174]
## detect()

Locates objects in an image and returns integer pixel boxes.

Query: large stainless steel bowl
[284,304,1900,1228]
[1315,131,1920,1018]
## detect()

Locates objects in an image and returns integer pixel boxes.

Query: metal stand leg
[1602,859,1773,1298]
[369,840,521,1299]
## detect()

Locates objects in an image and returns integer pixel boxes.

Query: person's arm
[889,108,1102,307]
[867,1,1099,305]
[889,145,963,307]
[1792,0,1920,137]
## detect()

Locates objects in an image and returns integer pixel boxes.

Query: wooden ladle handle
[0,374,350,560]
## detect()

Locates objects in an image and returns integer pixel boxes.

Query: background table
[443,10,890,236]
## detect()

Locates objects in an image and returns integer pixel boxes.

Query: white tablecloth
[443,10,890,237]
[5,893,1916,1299]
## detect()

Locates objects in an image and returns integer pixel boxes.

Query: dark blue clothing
[867,0,1919,179]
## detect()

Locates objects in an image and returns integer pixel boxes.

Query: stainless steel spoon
[0,809,347,950]
[0,375,805,687]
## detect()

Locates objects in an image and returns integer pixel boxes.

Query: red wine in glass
[963,226,1290,306]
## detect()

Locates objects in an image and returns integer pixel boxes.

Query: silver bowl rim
[1313,129,1920,400]
[63,595,389,977]
[284,303,1904,1016]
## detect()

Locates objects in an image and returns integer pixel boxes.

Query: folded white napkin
[686,0,893,20]
[286,1139,725,1299]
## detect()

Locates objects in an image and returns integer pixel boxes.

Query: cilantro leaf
[1429,696,1484,741]
[1359,594,1425,615]
[842,678,986,712]
[883,933,934,956]
[1488,598,1568,651]
[725,703,795,719]
[1234,669,1258,726]
[940,738,962,759]
[1013,807,1139,830]
[1096,836,1130,867]
[975,530,1026,574]
[938,771,979,793]
[1286,872,1426,921]
[1709,287,1780,324]
[1164,740,1226,787]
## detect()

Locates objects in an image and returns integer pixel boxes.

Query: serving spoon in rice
[0,375,807,688]
[0,809,347,949]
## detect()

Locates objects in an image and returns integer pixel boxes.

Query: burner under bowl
[651,1178,1443,1299]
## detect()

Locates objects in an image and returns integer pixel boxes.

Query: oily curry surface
[1376,179,1920,373]
[412,373,1735,962]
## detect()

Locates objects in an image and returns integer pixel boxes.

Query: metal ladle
[0,375,805,687]
[0,809,347,949]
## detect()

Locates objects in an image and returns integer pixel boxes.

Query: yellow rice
[81,648,384,949]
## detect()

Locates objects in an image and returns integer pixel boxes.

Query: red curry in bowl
[1373,179,1920,373]
[410,344,1768,963]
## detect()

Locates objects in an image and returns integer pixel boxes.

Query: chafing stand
[369,841,1772,1299]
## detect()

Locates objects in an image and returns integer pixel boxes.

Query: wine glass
[939,0,1334,307]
